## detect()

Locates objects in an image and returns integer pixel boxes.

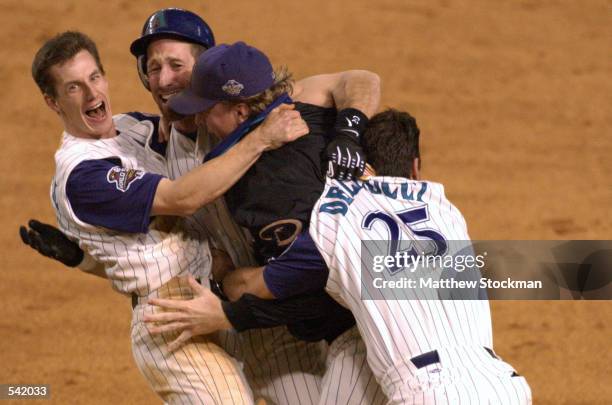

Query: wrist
[76,251,95,270]
[335,108,369,141]
[222,297,259,332]
[215,299,233,330]
[243,126,268,154]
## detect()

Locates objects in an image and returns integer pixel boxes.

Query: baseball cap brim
[130,32,202,56]
[168,87,218,116]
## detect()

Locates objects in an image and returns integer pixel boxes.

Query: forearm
[222,291,342,332]
[221,291,357,343]
[222,266,273,301]
[332,70,381,117]
[152,130,266,216]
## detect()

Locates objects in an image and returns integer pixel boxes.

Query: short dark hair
[32,31,104,98]
[362,109,421,178]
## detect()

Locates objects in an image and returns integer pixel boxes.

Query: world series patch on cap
[169,41,275,115]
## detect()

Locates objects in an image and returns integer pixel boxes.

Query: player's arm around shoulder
[152,104,309,217]
[292,70,381,117]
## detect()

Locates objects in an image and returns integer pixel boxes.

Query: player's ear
[235,103,250,124]
[410,157,421,180]
[44,94,61,115]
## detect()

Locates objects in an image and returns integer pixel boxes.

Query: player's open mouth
[85,101,107,120]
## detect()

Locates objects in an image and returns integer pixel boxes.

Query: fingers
[326,160,336,178]
[326,143,367,181]
[143,310,191,323]
[146,321,190,335]
[19,226,30,245]
[19,225,52,257]
[187,274,205,296]
[167,330,192,352]
[29,219,50,233]
[274,103,295,112]
[148,297,189,311]
[353,152,365,178]
[29,219,63,238]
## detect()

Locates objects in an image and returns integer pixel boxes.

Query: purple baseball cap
[169,41,275,115]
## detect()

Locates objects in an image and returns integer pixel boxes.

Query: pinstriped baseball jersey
[51,113,211,296]
[310,177,532,404]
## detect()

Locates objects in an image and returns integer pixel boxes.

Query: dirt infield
[0,0,610,404]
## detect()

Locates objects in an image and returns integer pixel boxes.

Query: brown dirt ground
[0,0,610,404]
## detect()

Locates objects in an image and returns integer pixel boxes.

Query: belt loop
[410,350,440,369]
[131,293,138,309]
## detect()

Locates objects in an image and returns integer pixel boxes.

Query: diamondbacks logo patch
[259,219,303,247]
[222,80,244,96]
[107,166,144,192]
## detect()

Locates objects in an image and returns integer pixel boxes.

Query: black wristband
[334,108,369,140]
[221,297,261,332]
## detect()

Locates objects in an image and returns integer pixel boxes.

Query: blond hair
[226,66,294,116]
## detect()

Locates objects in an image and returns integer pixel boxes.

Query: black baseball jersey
[221,101,358,343]
[225,102,336,262]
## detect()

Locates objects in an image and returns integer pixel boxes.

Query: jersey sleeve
[222,291,355,343]
[66,158,164,233]
[262,230,329,299]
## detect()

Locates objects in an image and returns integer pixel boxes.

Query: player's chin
[83,116,113,137]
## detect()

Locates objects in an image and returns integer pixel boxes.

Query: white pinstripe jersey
[310,177,493,391]
[51,114,211,296]
[165,126,257,267]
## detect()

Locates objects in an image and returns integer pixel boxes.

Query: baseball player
[32,30,308,404]
[147,109,533,404]
[309,110,532,404]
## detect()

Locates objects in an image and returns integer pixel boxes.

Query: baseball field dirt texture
[0,1,610,404]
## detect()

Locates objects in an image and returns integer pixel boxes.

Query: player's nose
[158,65,176,88]
[82,83,96,101]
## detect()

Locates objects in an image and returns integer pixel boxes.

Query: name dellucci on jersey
[318,178,428,216]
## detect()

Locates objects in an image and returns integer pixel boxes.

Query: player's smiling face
[46,50,114,139]
[146,39,196,120]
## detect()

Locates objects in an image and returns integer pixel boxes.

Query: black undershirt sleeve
[222,290,355,343]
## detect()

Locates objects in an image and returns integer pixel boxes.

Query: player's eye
[66,83,79,93]
[147,65,161,74]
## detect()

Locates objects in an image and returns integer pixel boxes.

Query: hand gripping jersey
[51,113,211,296]
[310,177,532,404]
[225,102,336,262]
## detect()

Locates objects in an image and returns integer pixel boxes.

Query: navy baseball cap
[169,41,275,115]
